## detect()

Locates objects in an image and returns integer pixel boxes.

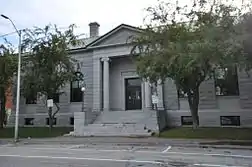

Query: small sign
[47,99,53,107]
[152,95,158,104]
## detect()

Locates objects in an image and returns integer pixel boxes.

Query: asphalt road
[0,143,252,167]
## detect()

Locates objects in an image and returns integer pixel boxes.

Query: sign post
[47,99,54,128]
[152,94,159,111]
[151,95,158,105]
[152,94,161,133]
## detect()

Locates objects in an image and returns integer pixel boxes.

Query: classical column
[101,57,110,112]
[141,82,145,110]
[157,80,164,110]
[144,82,152,110]
[92,58,102,111]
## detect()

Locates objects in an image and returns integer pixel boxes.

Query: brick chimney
[89,22,100,38]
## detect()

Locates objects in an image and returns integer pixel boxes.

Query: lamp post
[81,86,88,125]
[81,86,86,113]
[1,14,22,142]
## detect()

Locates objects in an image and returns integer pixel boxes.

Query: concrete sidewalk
[2,137,252,150]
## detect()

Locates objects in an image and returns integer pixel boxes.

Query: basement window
[220,116,240,126]
[46,118,57,125]
[24,118,34,125]
[70,117,74,125]
[181,116,193,126]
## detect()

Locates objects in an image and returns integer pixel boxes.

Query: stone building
[7,22,252,136]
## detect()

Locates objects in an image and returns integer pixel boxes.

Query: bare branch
[52,103,60,118]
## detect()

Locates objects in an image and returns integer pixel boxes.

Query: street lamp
[1,14,22,142]
[81,86,86,113]
[81,85,88,125]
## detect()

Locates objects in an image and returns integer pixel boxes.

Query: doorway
[125,78,142,110]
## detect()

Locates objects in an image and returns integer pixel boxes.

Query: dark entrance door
[125,78,142,110]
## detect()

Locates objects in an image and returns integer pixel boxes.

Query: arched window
[70,71,84,102]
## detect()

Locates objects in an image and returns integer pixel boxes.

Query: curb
[6,140,252,151]
[199,144,252,150]
[168,143,252,150]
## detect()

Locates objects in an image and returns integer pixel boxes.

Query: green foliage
[0,42,17,128]
[131,0,250,128]
[0,127,73,138]
[21,24,80,127]
[159,127,252,140]
[0,43,17,89]
[240,13,252,71]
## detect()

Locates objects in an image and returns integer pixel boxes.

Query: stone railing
[74,108,101,136]
[84,108,101,125]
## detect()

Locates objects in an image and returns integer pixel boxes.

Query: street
[0,142,252,167]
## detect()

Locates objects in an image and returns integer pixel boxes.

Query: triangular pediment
[86,24,142,48]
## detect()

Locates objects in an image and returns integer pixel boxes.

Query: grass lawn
[159,127,252,140]
[0,127,73,138]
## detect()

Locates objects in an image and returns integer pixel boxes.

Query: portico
[72,23,161,136]
[94,55,164,112]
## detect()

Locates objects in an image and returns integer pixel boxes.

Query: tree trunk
[191,106,199,129]
[48,107,53,130]
[52,102,60,118]
[0,89,6,129]
[0,99,4,129]
[187,87,200,129]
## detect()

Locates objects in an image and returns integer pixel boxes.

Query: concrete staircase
[74,110,159,137]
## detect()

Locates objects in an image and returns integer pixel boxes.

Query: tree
[131,0,250,128]
[240,13,252,71]
[21,24,80,129]
[0,43,17,128]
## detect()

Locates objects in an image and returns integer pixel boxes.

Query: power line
[0,25,86,39]
[0,31,17,38]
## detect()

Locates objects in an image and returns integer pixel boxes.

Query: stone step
[74,110,159,137]
[81,132,151,137]
[94,111,157,124]
[75,131,152,137]
[74,123,156,137]
[86,123,158,130]
[82,125,150,131]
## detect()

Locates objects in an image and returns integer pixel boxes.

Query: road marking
[36,148,252,159]
[162,146,171,153]
[3,146,252,159]
[166,151,252,159]
[194,163,245,167]
[67,145,84,149]
[32,147,132,152]
[0,154,164,165]
[39,160,88,166]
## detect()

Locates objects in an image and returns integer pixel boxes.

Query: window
[24,118,34,125]
[70,117,74,125]
[215,67,239,96]
[70,72,84,102]
[46,118,57,125]
[181,116,193,126]
[47,93,59,103]
[26,94,37,104]
[53,93,60,103]
[220,116,240,126]
[177,87,188,98]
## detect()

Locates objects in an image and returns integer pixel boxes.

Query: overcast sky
[0,0,159,44]
[0,0,246,46]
